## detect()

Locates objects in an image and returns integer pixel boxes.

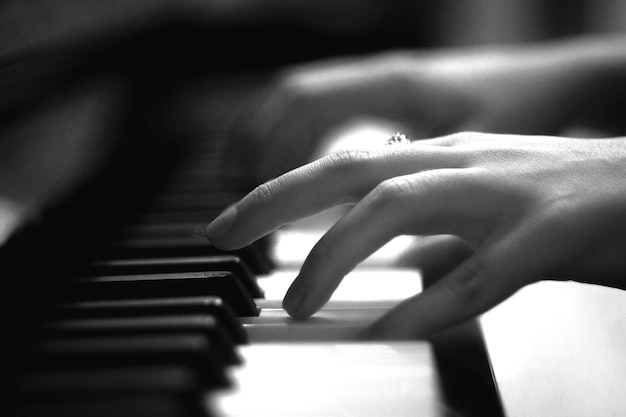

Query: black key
[114,222,212,240]
[105,210,275,274]
[7,393,207,417]
[24,333,229,388]
[12,365,201,395]
[42,315,241,365]
[51,296,248,344]
[62,255,263,298]
[39,271,259,316]
[99,241,275,275]
[144,190,244,212]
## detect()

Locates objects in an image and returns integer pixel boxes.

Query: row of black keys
[5,252,264,417]
[3,117,266,416]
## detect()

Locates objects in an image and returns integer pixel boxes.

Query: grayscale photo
[1,1,625,416]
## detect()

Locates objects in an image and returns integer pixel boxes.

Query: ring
[385,132,411,145]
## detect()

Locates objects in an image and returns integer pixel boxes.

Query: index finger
[205,145,463,250]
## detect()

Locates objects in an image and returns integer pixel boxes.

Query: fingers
[365,219,559,340]
[281,169,501,319]
[393,235,473,287]
[206,145,464,250]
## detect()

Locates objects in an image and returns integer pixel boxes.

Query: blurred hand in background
[225,35,626,185]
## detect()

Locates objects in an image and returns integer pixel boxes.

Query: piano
[2,15,624,417]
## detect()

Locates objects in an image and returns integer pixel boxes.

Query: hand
[207,132,626,338]
[225,43,598,185]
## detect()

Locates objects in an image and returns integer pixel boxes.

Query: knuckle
[438,131,482,146]
[446,238,474,264]
[308,238,333,266]
[444,257,490,303]
[320,149,373,173]
[251,180,280,205]
[378,176,414,197]
[369,176,415,209]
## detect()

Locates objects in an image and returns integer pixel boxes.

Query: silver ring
[385,132,411,145]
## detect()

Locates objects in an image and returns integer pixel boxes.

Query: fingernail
[205,204,237,241]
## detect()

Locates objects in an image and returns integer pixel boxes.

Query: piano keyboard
[1,76,504,417]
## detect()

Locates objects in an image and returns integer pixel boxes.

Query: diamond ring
[385,132,411,145]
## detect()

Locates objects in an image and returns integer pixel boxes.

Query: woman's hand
[207,132,626,339]
[224,37,615,185]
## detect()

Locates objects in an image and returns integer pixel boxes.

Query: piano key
[115,242,273,275]
[61,255,263,298]
[12,365,201,395]
[51,296,248,344]
[85,239,274,275]
[214,341,444,417]
[7,394,207,417]
[41,314,241,365]
[145,190,245,212]
[123,209,216,225]
[116,221,217,238]
[24,333,230,388]
[38,271,259,316]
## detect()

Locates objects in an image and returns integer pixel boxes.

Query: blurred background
[2,5,625,417]
[3,0,626,59]
[2,0,626,247]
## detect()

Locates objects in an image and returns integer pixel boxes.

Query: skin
[206,133,626,339]
[224,35,626,185]
[11,4,624,339]
[208,35,626,339]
